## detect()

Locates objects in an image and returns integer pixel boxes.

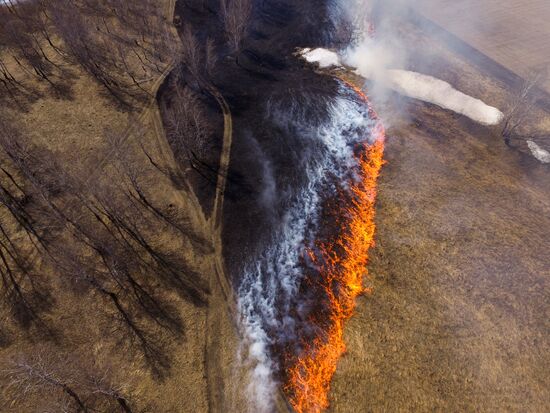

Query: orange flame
[284,82,386,413]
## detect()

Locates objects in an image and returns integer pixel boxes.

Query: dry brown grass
[327,12,550,413]
[0,1,244,411]
[3,1,549,412]
[329,105,550,412]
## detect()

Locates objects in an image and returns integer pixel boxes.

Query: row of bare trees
[3,349,135,413]
[0,0,255,410]
[220,0,253,53]
[0,108,212,409]
[500,68,549,148]
[1,0,254,110]
[158,0,253,187]
[0,0,177,109]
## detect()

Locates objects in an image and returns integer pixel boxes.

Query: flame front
[284,84,386,413]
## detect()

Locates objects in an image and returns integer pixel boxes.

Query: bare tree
[219,0,252,53]
[163,78,211,163]
[179,25,203,79]
[3,353,89,412]
[0,109,208,375]
[501,68,547,145]
[0,0,179,110]
[205,37,218,76]
[0,3,215,410]
[2,350,137,413]
[0,119,58,329]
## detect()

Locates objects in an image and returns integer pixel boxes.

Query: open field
[328,7,550,413]
[0,1,245,411]
[416,0,550,93]
[2,1,548,412]
[329,101,550,412]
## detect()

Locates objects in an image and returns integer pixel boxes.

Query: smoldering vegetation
[157,1,373,411]
[236,83,382,411]
[158,0,342,259]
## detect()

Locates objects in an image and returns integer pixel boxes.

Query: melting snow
[299,47,504,126]
[527,140,550,163]
[300,48,342,69]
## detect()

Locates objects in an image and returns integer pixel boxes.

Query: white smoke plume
[300,48,341,69]
[300,47,503,126]
[303,0,505,125]
[237,86,379,412]
[384,70,504,125]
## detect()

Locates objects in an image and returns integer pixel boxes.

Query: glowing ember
[284,82,386,413]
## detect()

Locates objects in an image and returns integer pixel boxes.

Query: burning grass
[283,84,386,412]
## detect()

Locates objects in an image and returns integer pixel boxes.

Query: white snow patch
[299,47,504,126]
[385,70,504,125]
[527,140,550,163]
[300,48,342,69]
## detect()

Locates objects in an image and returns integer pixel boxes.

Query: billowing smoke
[301,47,503,125]
[300,48,341,69]
[304,0,505,125]
[237,85,379,412]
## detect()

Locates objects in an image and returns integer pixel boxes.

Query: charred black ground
[158,0,345,279]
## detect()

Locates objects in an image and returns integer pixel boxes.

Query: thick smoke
[323,0,505,125]
[237,86,379,412]
[384,70,503,125]
[301,47,503,125]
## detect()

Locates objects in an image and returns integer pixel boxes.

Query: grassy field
[329,103,550,412]
[2,1,548,411]
[0,1,246,411]
[416,0,550,93]
[327,9,550,413]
